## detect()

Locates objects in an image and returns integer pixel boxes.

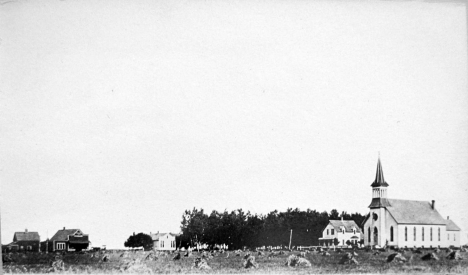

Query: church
[362,158,461,248]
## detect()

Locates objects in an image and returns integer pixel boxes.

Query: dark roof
[369,198,391,208]
[50,229,85,242]
[386,199,447,225]
[328,220,361,233]
[371,157,389,187]
[14,231,40,242]
[151,233,177,241]
[446,219,461,231]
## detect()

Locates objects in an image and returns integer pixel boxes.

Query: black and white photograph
[1,0,467,273]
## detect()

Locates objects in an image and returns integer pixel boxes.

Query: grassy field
[2,248,468,274]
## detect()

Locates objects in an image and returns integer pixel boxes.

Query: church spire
[368,155,391,208]
[371,156,389,187]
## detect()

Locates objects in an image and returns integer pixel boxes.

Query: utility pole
[288,229,292,250]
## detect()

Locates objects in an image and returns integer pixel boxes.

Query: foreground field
[2,248,468,274]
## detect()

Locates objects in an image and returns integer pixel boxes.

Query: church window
[368,227,371,243]
[438,228,440,241]
[422,227,424,241]
[405,227,407,241]
[430,228,433,241]
[414,227,416,241]
[374,227,378,244]
[390,226,394,242]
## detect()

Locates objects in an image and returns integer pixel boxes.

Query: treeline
[179,208,365,250]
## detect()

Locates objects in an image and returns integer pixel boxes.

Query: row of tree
[179,208,366,250]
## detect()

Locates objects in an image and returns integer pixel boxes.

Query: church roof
[328,220,361,233]
[386,199,447,225]
[446,219,461,231]
[371,157,389,187]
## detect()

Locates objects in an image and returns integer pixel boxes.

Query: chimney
[431,200,435,210]
[25,229,28,233]
[63,227,65,230]
[447,216,450,220]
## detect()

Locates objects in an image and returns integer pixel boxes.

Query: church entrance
[373,227,378,245]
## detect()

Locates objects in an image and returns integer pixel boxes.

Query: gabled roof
[371,157,389,187]
[446,219,461,231]
[50,229,84,242]
[14,231,40,242]
[386,199,447,225]
[151,233,177,241]
[328,220,361,233]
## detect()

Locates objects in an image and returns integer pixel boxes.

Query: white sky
[1,0,467,249]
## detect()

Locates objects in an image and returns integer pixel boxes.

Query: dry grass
[2,248,468,274]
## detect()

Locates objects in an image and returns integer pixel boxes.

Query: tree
[333,238,339,246]
[124,232,153,250]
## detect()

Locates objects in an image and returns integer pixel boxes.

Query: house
[362,157,462,248]
[42,227,90,252]
[318,219,363,247]
[150,232,177,251]
[11,229,40,252]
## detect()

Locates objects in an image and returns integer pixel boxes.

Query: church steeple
[371,157,389,187]
[368,156,391,208]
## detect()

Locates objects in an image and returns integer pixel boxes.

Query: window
[57,243,65,250]
[353,228,356,234]
[422,227,424,241]
[454,234,456,241]
[430,228,433,241]
[342,228,345,233]
[405,227,407,241]
[390,226,394,242]
[414,227,416,241]
[327,229,329,235]
[438,228,440,241]
[161,241,164,248]
[448,234,449,240]
[374,227,378,244]
[331,229,334,235]
[27,246,32,251]
[368,227,371,243]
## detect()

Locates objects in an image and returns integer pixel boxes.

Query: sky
[1,0,467,249]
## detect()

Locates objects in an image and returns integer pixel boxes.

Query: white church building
[362,158,462,248]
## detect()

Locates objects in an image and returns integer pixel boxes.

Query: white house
[151,232,177,251]
[318,219,363,247]
[362,157,462,248]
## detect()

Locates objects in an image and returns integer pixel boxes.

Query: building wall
[446,231,460,248]
[153,235,176,251]
[16,241,40,252]
[397,224,446,248]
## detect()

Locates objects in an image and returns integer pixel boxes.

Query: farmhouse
[11,229,40,252]
[318,219,363,247]
[151,232,177,251]
[42,227,90,252]
[362,157,462,248]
